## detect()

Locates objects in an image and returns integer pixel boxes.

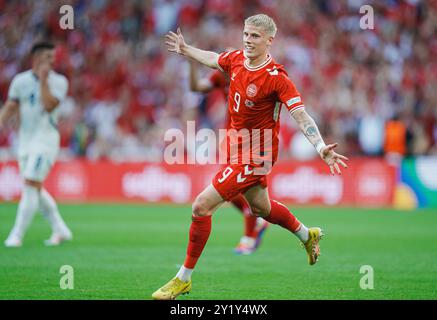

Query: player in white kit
[0,42,72,247]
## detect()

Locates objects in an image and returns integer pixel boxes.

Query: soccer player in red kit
[189,61,269,255]
[153,14,348,300]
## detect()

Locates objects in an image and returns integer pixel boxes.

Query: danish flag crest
[246,84,258,97]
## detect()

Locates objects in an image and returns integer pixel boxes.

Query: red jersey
[217,50,304,167]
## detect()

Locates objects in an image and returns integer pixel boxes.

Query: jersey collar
[243,52,272,71]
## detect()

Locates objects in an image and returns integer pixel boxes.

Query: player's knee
[192,197,210,217]
[249,202,269,217]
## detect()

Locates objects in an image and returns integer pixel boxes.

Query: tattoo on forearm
[305,125,317,137]
[292,110,324,148]
[302,121,321,141]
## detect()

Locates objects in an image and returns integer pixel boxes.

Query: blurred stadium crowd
[0,0,436,162]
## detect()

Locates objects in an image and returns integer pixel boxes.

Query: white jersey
[7,70,68,158]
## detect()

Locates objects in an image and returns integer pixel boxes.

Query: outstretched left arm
[291,108,349,175]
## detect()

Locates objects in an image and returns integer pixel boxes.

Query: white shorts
[19,153,55,182]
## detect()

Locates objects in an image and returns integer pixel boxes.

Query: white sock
[176,266,193,282]
[8,185,40,240]
[294,223,309,243]
[39,188,71,236]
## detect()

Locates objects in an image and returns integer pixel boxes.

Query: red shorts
[212,164,268,201]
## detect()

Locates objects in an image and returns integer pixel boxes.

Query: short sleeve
[7,76,20,102]
[275,74,304,114]
[216,51,234,75]
[50,75,69,103]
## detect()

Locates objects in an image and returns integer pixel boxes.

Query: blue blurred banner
[399,157,437,209]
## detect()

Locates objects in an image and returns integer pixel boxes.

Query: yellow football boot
[152,277,192,300]
[303,227,324,265]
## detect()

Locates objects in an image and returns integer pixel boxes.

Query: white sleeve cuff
[288,105,305,115]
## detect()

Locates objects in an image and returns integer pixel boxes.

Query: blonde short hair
[245,14,277,38]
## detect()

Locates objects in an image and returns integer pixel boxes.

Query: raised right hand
[165,27,187,55]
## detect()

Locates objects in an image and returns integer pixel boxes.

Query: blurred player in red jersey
[153,14,348,300]
[189,60,269,255]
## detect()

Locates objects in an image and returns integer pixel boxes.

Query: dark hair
[30,42,55,55]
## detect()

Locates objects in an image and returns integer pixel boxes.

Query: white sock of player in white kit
[39,188,71,237]
[7,184,40,241]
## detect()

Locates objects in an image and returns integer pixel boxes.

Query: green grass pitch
[0,203,436,300]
